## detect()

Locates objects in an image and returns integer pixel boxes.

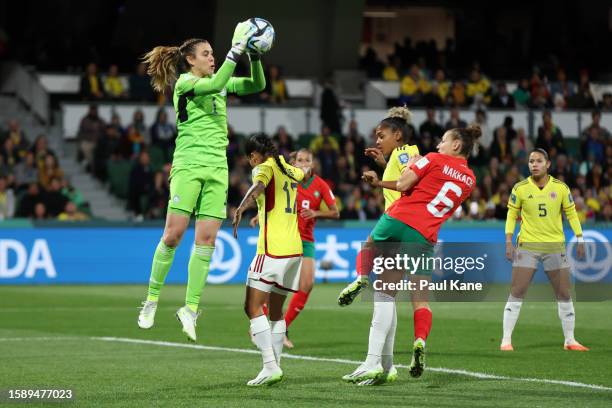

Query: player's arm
[233,163,273,237]
[396,154,427,192]
[227,55,266,95]
[181,22,255,97]
[505,187,521,260]
[562,187,585,258]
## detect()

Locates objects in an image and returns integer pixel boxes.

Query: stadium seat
[148,145,165,172]
[107,159,131,199]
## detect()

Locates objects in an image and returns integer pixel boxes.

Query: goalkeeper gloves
[227,20,257,63]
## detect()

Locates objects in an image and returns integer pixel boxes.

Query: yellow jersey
[506,176,583,248]
[382,144,420,209]
[253,156,304,257]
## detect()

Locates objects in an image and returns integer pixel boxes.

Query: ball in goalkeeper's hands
[246,18,275,54]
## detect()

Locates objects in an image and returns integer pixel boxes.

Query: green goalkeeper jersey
[172,58,265,169]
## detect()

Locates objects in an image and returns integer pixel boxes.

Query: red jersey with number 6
[386,152,476,242]
[297,175,336,242]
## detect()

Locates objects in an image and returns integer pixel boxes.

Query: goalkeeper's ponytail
[143,38,208,92]
[245,134,300,182]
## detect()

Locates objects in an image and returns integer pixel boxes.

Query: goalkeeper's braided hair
[245,134,300,182]
[143,38,208,92]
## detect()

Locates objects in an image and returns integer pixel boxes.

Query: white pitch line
[93,336,612,392]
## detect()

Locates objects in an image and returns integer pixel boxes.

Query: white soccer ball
[246,18,275,54]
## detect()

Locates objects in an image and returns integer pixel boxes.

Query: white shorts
[512,248,570,271]
[247,254,302,295]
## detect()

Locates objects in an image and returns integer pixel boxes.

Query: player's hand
[228,20,256,61]
[232,207,244,238]
[301,209,317,220]
[249,215,259,227]
[365,148,386,168]
[576,242,585,260]
[505,241,514,261]
[362,170,380,188]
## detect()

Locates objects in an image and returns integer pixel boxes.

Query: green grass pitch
[0,284,611,407]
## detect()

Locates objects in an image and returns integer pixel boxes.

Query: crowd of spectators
[0,120,89,221]
[69,99,612,223]
[361,39,612,111]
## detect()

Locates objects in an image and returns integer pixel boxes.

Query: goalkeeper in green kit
[137,21,265,342]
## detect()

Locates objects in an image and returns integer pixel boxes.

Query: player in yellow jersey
[502,148,588,352]
[233,134,304,386]
[338,107,422,386]
[338,106,420,308]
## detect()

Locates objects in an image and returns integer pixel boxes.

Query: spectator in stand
[449,80,467,107]
[580,110,610,158]
[466,68,491,106]
[44,177,68,217]
[60,178,85,210]
[1,137,19,168]
[490,82,515,109]
[13,151,38,192]
[3,119,29,160]
[549,69,575,109]
[125,125,146,158]
[530,83,552,109]
[466,187,486,220]
[341,119,367,167]
[489,126,512,162]
[512,78,531,108]
[94,113,125,181]
[150,108,175,161]
[400,64,430,106]
[0,176,15,219]
[320,78,343,134]
[57,201,89,221]
[419,108,444,140]
[33,202,48,220]
[317,138,339,185]
[501,116,517,141]
[128,151,153,219]
[473,109,492,150]
[77,104,105,171]
[16,182,42,218]
[104,64,127,99]
[310,125,339,155]
[80,63,105,100]
[431,69,450,105]
[272,126,294,158]
[552,154,575,187]
[583,127,606,163]
[511,128,532,163]
[445,108,467,130]
[536,111,566,155]
[359,47,384,78]
[38,153,64,190]
[567,70,595,109]
[129,62,155,102]
[265,65,288,104]
[147,171,169,219]
[31,134,56,167]
[382,56,401,81]
[599,92,612,112]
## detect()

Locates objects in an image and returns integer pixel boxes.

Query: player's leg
[338,236,374,306]
[409,274,431,378]
[245,281,283,387]
[268,289,289,364]
[545,257,589,351]
[284,242,315,347]
[177,167,226,341]
[501,250,537,350]
[138,168,198,329]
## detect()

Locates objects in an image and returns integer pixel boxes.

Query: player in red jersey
[343,125,480,385]
[284,148,339,346]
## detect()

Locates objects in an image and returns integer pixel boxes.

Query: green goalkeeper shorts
[168,165,228,219]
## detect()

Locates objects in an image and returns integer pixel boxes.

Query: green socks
[185,245,215,312]
[146,241,177,302]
